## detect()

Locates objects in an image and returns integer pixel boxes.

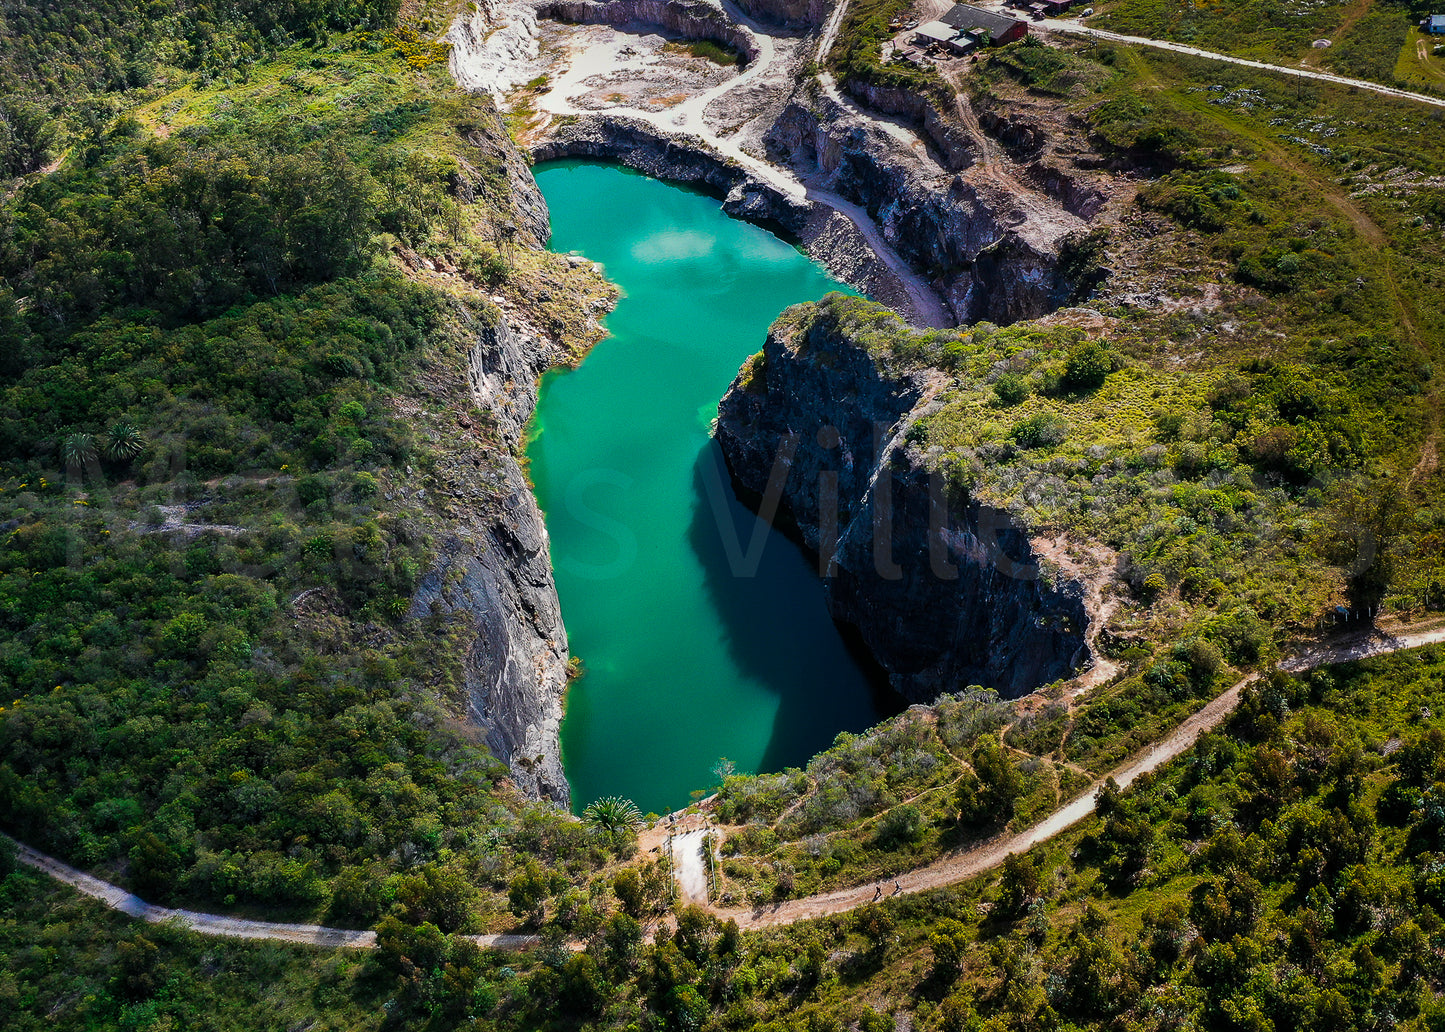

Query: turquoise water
[529,161,897,816]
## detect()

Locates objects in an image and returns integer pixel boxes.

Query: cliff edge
[716,298,1092,701]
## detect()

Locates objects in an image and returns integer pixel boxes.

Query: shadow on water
[687,440,904,776]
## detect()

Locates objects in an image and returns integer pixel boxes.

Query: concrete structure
[913,19,982,54]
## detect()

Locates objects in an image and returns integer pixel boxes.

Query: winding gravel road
[12,623,1443,947]
[1035,14,1445,110]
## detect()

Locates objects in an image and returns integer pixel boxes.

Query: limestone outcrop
[412,309,575,806]
[539,0,762,61]
[766,94,1093,325]
[715,301,1090,701]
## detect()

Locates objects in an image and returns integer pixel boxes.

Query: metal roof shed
[914,20,958,44]
[939,4,1029,43]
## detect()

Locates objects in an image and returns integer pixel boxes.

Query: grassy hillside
[1091,0,1443,96]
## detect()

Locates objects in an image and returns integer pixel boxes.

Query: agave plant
[60,432,98,471]
[103,422,145,461]
[583,796,644,839]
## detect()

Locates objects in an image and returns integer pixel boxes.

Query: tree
[508,860,553,926]
[559,953,608,1016]
[104,422,145,461]
[613,867,645,918]
[855,904,896,962]
[1330,486,1404,613]
[1190,874,1263,941]
[872,803,925,849]
[1062,341,1117,392]
[996,852,1043,920]
[327,865,383,925]
[599,912,643,976]
[0,98,57,176]
[60,432,98,477]
[129,831,182,900]
[959,740,1025,825]
[583,796,644,841]
[993,373,1029,406]
[929,918,970,981]
[375,914,446,979]
[393,863,475,932]
[115,934,163,1001]
[1059,929,1136,1021]
[1096,811,1156,888]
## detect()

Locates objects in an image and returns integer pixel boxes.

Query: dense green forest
[7,644,1445,1030]
[0,0,617,927]
[0,0,407,177]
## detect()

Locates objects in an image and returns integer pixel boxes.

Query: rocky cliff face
[766,94,1092,325]
[715,302,1090,701]
[533,115,811,232]
[533,114,930,318]
[411,309,575,806]
[458,121,553,248]
[733,0,826,29]
[397,95,592,806]
[844,82,976,172]
[539,0,761,61]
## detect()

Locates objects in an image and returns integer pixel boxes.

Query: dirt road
[13,624,1444,946]
[718,623,1445,929]
[1037,16,1445,110]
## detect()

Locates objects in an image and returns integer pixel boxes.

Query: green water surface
[529,162,896,815]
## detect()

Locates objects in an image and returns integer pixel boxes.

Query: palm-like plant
[583,796,644,839]
[103,422,145,461]
[60,432,97,471]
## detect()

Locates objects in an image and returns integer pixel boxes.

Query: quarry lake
[529,161,897,815]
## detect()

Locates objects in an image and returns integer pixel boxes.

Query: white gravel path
[670,828,712,902]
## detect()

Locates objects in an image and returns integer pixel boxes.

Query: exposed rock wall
[733,0,827,29]
[538,0,761,61]
[398,94,582,806]
[1022,160,1109,220]
[533,115,925,316]
[844,82,976,171]
[715,303,1090,701]
[977,107,1047,159]
[448,0,542,101]
[533,115,811,232]
[411,311,575,806]
[766,95,1089,324]
[457,120,553,248]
